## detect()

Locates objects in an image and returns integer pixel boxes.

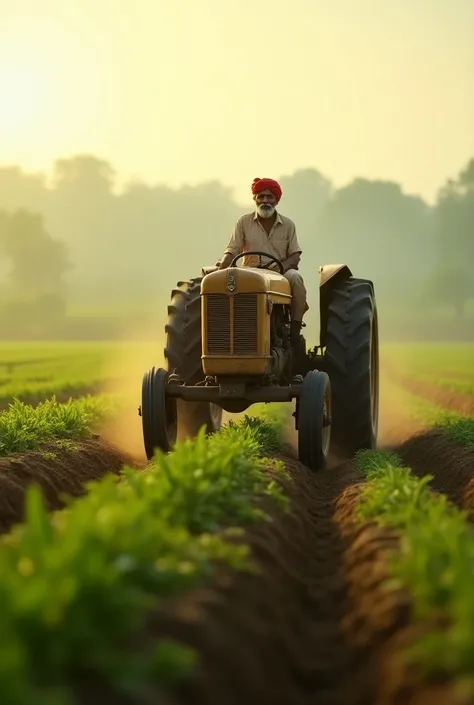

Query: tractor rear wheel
[297,370,331,471]
[164,277,223,439]
[324,277,379,459]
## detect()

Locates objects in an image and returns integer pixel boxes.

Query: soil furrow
[138,457,371,705]
[76,454,461,705]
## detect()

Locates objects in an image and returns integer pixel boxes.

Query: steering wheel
[230,250,285,275]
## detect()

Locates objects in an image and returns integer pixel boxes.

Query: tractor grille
[206,295,231,354]
[233,294,258,354]
[205,293,258,355]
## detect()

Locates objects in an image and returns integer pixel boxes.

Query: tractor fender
[318,264,353,348]
[318,264,352,289]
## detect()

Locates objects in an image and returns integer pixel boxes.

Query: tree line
[0,154,473,339]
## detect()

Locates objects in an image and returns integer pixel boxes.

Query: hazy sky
[1,0,473,204]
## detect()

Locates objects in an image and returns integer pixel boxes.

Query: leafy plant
[355,448,474,695]
[0,411,288,703]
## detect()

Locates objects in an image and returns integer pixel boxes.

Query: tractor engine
[269,303,291,378]
[200,266,292,380]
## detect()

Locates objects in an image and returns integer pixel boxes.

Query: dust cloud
[96,331,430,463]
[377,352,428,448]
[98,321,164,463]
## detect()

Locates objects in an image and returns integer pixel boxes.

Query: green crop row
[442,417,474,450]
[0,408,289,705]
[409,373,474,397]
[381,371,469,427]
[354,418,474,698]
[0,395,125,456]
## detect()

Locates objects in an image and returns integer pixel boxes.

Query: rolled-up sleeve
[287,221,302,257]
[224,216,245,256]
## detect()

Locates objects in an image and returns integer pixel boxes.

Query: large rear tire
[141,367,177,459]
[297,370,331,471]
[323,277,379,459]
[164,277,223,439]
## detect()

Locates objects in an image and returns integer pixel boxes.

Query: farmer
[217,176,308,346]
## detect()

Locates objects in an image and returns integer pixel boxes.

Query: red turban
[251,177,282,202]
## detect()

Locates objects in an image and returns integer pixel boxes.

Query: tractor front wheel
[140,366,177,459]
[297,370,332,471]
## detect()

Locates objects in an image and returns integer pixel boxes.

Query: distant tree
[1,151,474,334]
[315,178,435,302]
[277,168,333,235]
[52,154,116,195]
[0,166,46,213]
[2,209,72,297]
[434,157,474,267]
[421,264,474,318]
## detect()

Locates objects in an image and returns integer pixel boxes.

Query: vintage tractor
[139,250,379,470]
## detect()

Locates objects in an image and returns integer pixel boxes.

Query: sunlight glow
[0,58,53,133]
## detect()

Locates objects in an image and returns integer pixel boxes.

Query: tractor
[139,250,379,470]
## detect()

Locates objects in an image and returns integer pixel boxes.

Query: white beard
[257,203,275,219]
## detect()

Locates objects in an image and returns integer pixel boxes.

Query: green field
[1,341,474,408]
[0,340,473,703]
[383,342,474,382]
[0,341,160,407]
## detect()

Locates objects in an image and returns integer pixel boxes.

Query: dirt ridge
[0,438,131,534]
[395,428,474,519]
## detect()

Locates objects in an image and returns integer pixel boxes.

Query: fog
[0,154,473,344]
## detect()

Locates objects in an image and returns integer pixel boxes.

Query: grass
[382,343,474,376]
[382,343,474,387]
[355,447,474,697]
[411,374,474,397]
[1,340,473,407]
[440,417,474,450]
[0,395,123,455]
[0,410,289,705]
[0,341,158,405]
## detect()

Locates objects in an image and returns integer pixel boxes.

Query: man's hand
[217,253,234,269]
[281,253,301,272]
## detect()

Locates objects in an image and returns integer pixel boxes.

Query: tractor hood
[201,267,291,297]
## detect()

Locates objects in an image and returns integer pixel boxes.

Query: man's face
[254,189,277,218]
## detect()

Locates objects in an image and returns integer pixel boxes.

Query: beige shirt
[224,211,302,267]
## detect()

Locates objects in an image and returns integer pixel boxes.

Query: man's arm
[280,221,302,272]
[281,251,301,272]
[217,217,244,269]
[217,252,234,269]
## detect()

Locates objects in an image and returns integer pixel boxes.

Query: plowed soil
[74,450,466,705]
[1,417,473,702]
[0,438,131,533]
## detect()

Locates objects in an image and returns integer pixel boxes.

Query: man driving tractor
[217,176,308,347]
